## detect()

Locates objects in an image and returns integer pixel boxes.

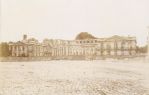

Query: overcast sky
[1,0,149,46]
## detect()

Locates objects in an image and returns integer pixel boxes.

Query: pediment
[106,35,126,41]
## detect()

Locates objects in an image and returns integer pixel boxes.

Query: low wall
[0,55,148,62]
[0,57,52,62]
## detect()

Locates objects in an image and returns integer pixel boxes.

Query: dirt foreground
[0,60,149,95]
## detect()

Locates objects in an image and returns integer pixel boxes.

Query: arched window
[107,44,111,55]
[121,41,125,50]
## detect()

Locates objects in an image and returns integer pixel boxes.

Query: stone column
[16,46,19,57]
[147,31,149,57]
[114,41,117,56]
[12,45,15,56]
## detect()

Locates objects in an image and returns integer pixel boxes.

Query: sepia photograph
[0,0,149,95]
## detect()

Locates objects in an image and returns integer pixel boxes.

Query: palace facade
[8,35,137,59]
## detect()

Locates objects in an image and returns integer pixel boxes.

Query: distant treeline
[0,42,11,57]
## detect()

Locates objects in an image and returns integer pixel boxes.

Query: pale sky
[1,0,149,46]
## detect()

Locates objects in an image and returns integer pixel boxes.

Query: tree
[136,45,147,54]
[0,42,11,57]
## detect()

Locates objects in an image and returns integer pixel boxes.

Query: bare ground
[0,60,149,95]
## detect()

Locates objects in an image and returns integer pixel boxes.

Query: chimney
[23,34,27,40]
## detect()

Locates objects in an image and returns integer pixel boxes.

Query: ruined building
[8,34,137,59]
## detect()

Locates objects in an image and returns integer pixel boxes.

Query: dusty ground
[0,60,149,95]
